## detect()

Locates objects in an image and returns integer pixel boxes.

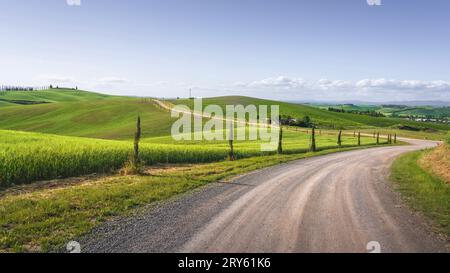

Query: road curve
[82,138,448,253]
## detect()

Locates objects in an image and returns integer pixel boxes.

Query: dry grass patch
[420,144,450,183]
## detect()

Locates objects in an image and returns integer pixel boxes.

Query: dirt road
[82,138,447,253]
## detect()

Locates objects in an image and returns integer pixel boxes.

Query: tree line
[327,107,386,117]
[0,85,78,92]
[280,115,314,128]
[0,86,50,92]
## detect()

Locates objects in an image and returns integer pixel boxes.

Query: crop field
[0,129,380,188]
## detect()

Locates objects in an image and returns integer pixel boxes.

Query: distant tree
[394,133,397,144]
[358,132,361,146]
[302,116,311,127]
[376,132,380,145]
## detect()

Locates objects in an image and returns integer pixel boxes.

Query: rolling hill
[171,96,450,131]
[0,88,113,105]
[0,91,449,141]
[0,90,174,139]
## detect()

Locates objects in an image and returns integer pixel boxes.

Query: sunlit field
[0,129,380,188]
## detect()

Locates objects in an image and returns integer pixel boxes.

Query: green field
[1,91,449,140]
[312,103,450,119]
[0,145,381,252]
[0,89,447,188]
[0,129,379,188]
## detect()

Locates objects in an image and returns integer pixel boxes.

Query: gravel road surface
[81,138,447,253]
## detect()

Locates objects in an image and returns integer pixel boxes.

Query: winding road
[82,138,448,253]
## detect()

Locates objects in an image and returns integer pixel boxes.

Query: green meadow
[0,89,447,188]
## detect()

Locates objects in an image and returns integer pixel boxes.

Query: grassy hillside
[0,100,15,107]
[0,89,112,105]
[0,97,174,139]
[171,96,450,131]
[1,91,448,140]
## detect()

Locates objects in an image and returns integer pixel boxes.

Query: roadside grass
[390,150,450,236]
[419,144,450,183]
[0,145,382,253]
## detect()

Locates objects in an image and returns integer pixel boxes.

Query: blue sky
[1,0,449,102]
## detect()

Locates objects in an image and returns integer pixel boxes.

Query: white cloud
[96,77,129,84]
[355,78,450,91]
[234,76,450,93]
[66,0,81,6]
[229,76,450,101]
[236,76,306,89]
[316,79,353,90]
[35,74,75,84]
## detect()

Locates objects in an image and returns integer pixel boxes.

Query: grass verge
[390,150,450,237]
[1,145,380,253]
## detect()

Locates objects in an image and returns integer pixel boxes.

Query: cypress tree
[358,131,361,146]
[310,126,316,152]
[337,130,342,147]
[278,126,283,154]
[229,125,235,161]
[133,116,141,166]
[376,132,380,145]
